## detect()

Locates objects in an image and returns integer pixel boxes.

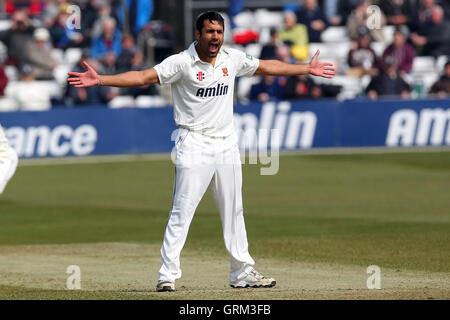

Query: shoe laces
[249,269,263,279]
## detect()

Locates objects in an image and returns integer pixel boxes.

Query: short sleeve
[232,49,260,77]
[153,54,185,85]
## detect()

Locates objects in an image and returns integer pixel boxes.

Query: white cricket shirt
[0,124,9,152]
[154,41,259,137]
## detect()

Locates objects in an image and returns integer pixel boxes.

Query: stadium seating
[0,97,18,111]
[258,27,271,44]
[329,75,363,100]
[4,80,60,111]
[254,9,283,29]
[412,56,437,74]
[233,10,255,29]
[4,65,18,81]
[0,6,447,107]
[308,43,335,60]
[245,43,262,59]
[135,95,168,108]
[382,25,396,44]
[436,55,449,72]
[321,26,349,43]
[420,72,440,94]
[53,64,71,87]
[50,48,64,65]
[0,19,10,32]
[64,48,83,66]
[371,41,387,57]
[108,95,136,109]
[108,95,170,109]
[237,76,260,103]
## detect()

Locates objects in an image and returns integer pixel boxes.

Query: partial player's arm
[67,61,159,88]
[255,50,335,79]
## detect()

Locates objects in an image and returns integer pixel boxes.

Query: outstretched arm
[67,61,159,88]
[255,50,335,79]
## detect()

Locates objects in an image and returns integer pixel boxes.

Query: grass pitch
[0,151,449,299]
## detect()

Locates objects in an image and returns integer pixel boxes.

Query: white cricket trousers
[0,145,18,194]
[158,128,255,283]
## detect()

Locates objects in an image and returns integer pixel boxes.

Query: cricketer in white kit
[67,11,335,292]
[0,124,18,195]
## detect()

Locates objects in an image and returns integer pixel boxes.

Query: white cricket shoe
[156,280,175,292]
[230,268,276,288]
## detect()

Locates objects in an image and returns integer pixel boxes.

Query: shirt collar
[188,41,201,62]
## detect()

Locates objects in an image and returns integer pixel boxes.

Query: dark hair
[195,11,225,33]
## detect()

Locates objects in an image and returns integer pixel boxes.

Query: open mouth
[209,42,219,53]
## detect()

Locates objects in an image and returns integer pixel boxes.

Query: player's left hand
[309,50,335,79]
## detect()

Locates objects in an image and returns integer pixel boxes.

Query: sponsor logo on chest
[194,66,230,98]
[196,83,229,98]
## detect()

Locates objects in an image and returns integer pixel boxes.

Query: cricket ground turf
[0,151,449,300]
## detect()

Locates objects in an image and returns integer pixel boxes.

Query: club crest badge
[222,68,228,76]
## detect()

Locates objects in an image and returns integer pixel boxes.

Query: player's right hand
[67,61,99,88]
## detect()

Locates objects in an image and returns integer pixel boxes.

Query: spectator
[0,42,7,97]
[410,5,450,57]
[22,28,57,80]
[79,0,104,47]
[229,0,244,30]
[101,51,118,75]
[90,1,121,40]
[122,0,154,37]
[116,35,155,97]
[249,75,287,102]
[408,0,436,33]
[321,0,340,26]
[275,44,297,64]
[321,0,360,26]
[296,0,329,43]
[441,0,450,20]
[5,0,43,16]
[382,28,415,76]
[347,0,386,42]
[91,17,123,60]
[48,5,84,49]
[347,31,380,78]
[428,61,450,98]
[116,33,143,72]
[366,56,411,100]
[260,28,282,60]
[137,21,175,65]
[0,65,8,97]
[42,0,68,25]
[284,74,323,100]
[377,0,413,26]
[278,11,309,61]
[126,79,158,98]
[65,57,118,106]
[0,10,35,66]
[9,64,53,110]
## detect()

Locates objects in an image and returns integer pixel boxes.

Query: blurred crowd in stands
[0,0,448,111]
[242,0,450,103]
